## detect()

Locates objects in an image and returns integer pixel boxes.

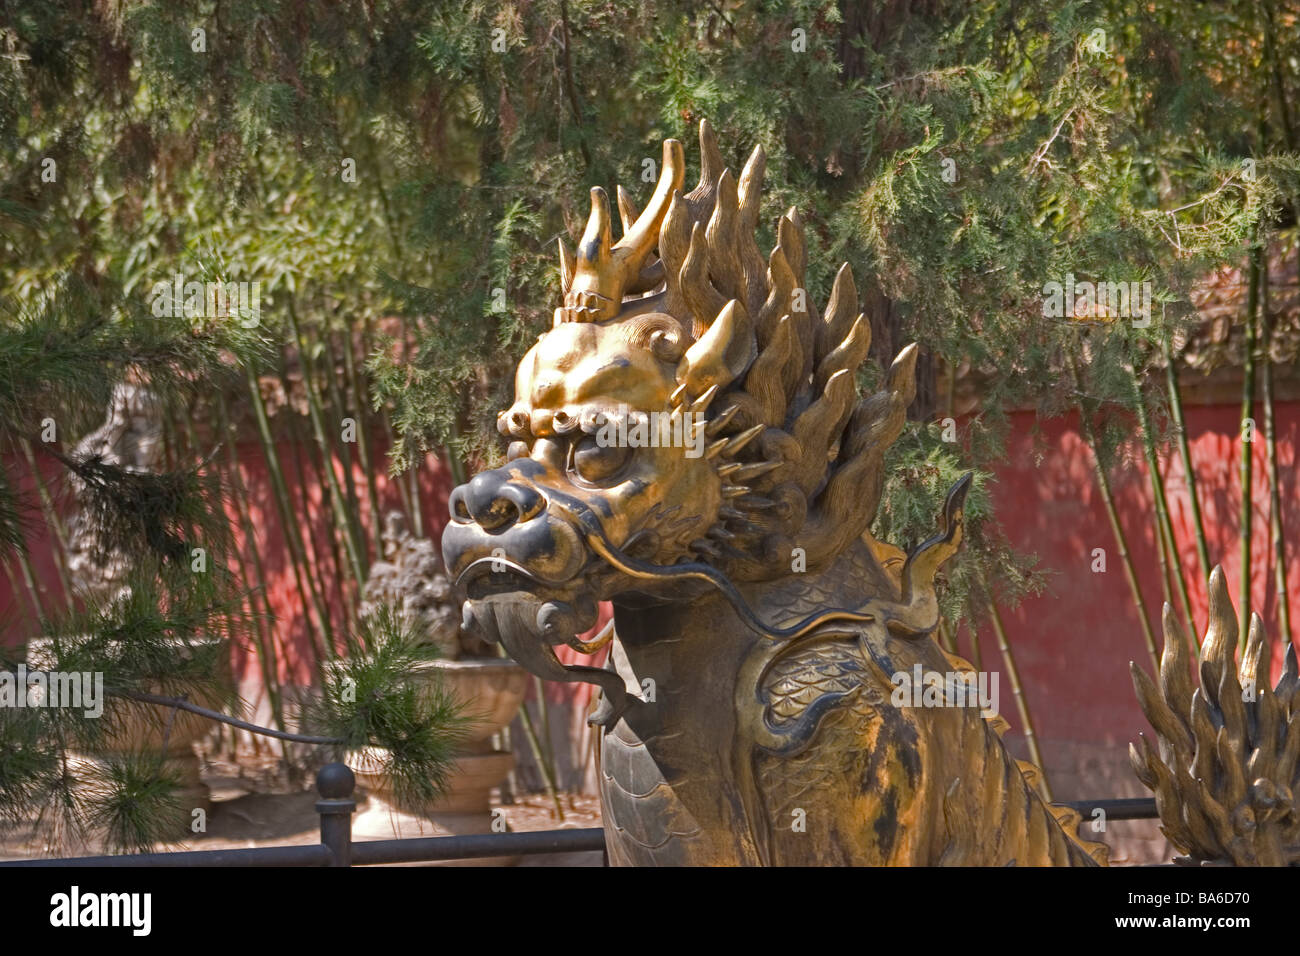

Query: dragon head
[443,122,920,719]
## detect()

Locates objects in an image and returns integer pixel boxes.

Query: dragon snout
[441,463,589,589]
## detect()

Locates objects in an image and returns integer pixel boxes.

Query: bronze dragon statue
[442,121,1110,865]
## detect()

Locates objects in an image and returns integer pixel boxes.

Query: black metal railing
[0,762,1155,867]
[0,763,607,867]
[1060,797,1160,821]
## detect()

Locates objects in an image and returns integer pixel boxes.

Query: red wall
[0,441,455,687]
[220,441,455,685]
[974,402,1298,747]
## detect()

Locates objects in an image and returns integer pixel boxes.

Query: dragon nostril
[479,498,519,531]
[477,485,544,532]
[460,471,511,529]
[454,470,544,532]
[501,483,545,523]
[449,487,473,523]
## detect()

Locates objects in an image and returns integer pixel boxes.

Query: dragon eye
[569,435,631,484]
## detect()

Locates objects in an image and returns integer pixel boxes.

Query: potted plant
[348,512,528,848]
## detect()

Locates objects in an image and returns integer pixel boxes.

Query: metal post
[316,762,356,867]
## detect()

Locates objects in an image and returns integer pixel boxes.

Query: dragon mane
[544,120,917,582]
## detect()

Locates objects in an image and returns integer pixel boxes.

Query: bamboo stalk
[1162,335,1212,583]
[1130,370,1195,633]
[243,362,334,665]
[1147,472,1174,610]
[341,318,384,558]
[276,335,359,632]
[286,301,366,588]
[320,321,369,577]
[1070,360,1160,673]
[408,458,425,536]
[936,363,962,658]
[1083,432,1161,673]
[499,649,565,820]
[301,329,361,623]
[276,348,350,633]
[216,393,288,739]
[1159,518,1195,634]
[174,402,241,758]
[3,556,41,633]
[966,621,983,673]
[498,724,518,805]
[446,419,468,489]
[400,321,426,536]
[520,700,565,821]
[159,408,176,472]
[365,312,417,524]
[226,516,287,742]
[532,674,559,790]
[1164,348,1211,595]
[1239,243,1261,648]
[1262,0,1295,647]
[378,406,416,524]
[1264,1,1296,151]
[286,325,358,632]
[366,134,405,263]
[1259,263,1293,645]
[982,576,1052,802]
[13,547,47,630]
[177,400,215,556]
[937,617,958,655]
[19,438,75,612]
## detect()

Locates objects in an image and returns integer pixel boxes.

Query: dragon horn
[616,184,638,236]
[578,186,614,269]
[558,237,575,294]
[563,139,685,322]
[614,138,684,263]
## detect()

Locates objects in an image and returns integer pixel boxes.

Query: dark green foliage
[303,606,469,810]
[0,707,60,825]
[85,756,187,856]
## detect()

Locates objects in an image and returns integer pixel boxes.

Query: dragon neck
[600,541,897,864]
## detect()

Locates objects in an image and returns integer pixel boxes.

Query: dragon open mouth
[459,587,632,726]
[453,549,635,726]
[458,558,564,601]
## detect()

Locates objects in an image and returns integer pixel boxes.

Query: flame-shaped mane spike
[696,118,726,192]
[557,237,575,295]
[615,184,638,235]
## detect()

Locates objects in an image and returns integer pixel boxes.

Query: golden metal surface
[1131,568,1300,866]
[443,121,1109,865]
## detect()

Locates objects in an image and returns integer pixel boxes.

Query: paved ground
[0,759,604,866]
